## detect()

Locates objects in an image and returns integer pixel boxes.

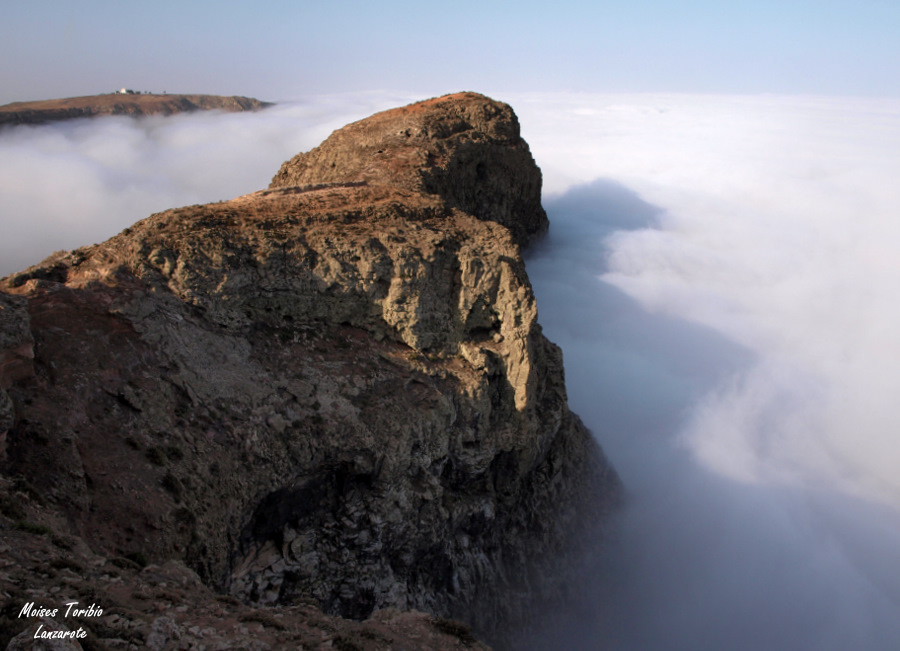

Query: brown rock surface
[0,92,620,650]
[0,501,489,650]
[270,92,547,247]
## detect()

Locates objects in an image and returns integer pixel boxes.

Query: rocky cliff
[0,92,620,649]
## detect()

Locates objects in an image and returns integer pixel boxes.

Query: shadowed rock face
[0,92,619,649]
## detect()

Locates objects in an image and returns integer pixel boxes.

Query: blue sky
[2,0,898,104]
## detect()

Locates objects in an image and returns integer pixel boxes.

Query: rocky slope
[0,94,272,127]
[0,92,620,649]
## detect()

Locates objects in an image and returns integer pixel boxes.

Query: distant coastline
[0,93,273,127]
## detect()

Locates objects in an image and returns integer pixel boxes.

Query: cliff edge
[270,92,546,247]
[0,92,620,649]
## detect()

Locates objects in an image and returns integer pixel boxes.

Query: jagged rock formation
[0,519,490,650]
[270,93,546,247]
[0,94,272,127]
[0,92,620,649]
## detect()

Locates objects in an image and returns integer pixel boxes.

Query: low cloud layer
[3,92,899,649]
[515,94,900,649]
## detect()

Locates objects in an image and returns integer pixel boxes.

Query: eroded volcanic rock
[0,92,620,649]
[270,92,547,247]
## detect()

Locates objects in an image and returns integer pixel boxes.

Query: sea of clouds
[514,93,900,650]
[2,92,899,649]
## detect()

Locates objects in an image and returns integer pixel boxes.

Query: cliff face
[0,92,619,648]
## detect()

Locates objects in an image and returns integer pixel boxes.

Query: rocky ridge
[0,92,620,649]
[0,94,272,128]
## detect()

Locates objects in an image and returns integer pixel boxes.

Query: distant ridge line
[0,93,273,127]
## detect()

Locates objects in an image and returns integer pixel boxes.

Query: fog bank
[515,94,900,649]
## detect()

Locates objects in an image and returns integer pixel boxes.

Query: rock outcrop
[0,92,620,649]
[270,94,546,247]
